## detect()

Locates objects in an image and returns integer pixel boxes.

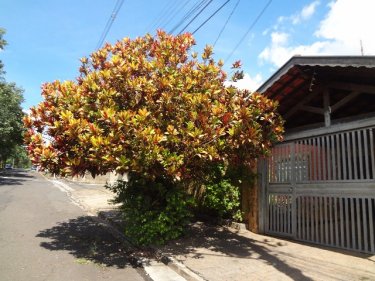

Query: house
[253,56,375,254]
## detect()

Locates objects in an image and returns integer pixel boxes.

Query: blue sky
[1,0,374,110]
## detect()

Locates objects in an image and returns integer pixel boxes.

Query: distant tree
[0,28,25,167]
[0,28,7,76]
[10,145,31,168]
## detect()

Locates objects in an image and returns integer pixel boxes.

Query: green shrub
[107,173,194,246]
[203,178,242,221]
[198,164,243,221]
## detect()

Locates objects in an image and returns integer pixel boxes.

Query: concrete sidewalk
[160,223,375,281]
[48,174,375,281]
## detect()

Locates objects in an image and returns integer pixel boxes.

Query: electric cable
[160,0,193,31]
[213,0,240,47]
[225,0,272,63]
[147,1,177,32]
[169,0,208,34]
[96,0,125,50]
[178,0,214,34]
[192,0,230,35]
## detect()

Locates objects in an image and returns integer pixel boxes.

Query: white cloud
[301,1,320,21]
[259,0,375,67]
[226,73,263,92]
[275,1,320,26]
[315,0,375,54]
[271,32,289,45]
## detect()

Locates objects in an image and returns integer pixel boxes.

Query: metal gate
[264,125,375,254]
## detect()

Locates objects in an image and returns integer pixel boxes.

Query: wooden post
[323,89,331,127]
[245,162,261,233]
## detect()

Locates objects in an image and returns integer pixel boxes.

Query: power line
[146,0,176,33]
[169,0,208,34]
[213,0,241,47]
[192,0,230,35]
[225,0,272,63]
[177,0,214,34]
[96,0,125,50]
[160,0,193,31]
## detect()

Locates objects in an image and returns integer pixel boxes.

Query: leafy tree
[0,28,7,75]
[9,145,31,168]
[24,31,283,244]
[0,29,25,167]
[24,31,283,180]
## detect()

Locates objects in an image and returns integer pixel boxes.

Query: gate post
[258,158,268,234]
[291,142,297,238]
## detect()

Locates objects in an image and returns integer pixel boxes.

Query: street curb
[160,255,207,281]
[97,210,207,281]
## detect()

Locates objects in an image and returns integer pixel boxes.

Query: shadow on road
[161,222,314,281]
[36,216,139,269]
[0,170,37,186]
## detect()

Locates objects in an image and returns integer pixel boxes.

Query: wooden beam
[284,86,323,119]
[300,105,325,115]
[284,114,375,141]
[329,81,375,95]
[323,89,331,127]
[331,91,360,112]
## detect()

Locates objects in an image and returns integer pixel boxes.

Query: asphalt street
[0,169,147,281]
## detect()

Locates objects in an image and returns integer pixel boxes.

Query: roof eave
[256,55,375,94]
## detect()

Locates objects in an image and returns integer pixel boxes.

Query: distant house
[252,56,375,254]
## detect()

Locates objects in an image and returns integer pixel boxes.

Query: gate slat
[324,196,328,244]
[344,198,350,248]
[326,136,332,180]
[314,197,320,242]
[331,135,337,180]
[270,151,274,182]
[341,133,347,180]
[352,132,358,180]
[287,196,294,234]
[334,197,339,246]
[370,129,375,180]
[307,139,312,181]
[317,137,322,180]
[297,196,301,238]
[302,196,306,240]
[358,131,364,180]
[272,195,277,231]
[351,197,357,250]
[364,130,370,179]
[357,198,362,251]
[346,132,353,180]
[362,198,368,252]
[311,196,315,242]
[369,198,374,253]
[339,197,345,248]
[322,136,327,181]
[313,138,318,181]
[283,195,287,233]
[275,146,279,182]
[308,197,312,241]
[329,197,334,245]
[320,196,324,244]
[336,134,342,180]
